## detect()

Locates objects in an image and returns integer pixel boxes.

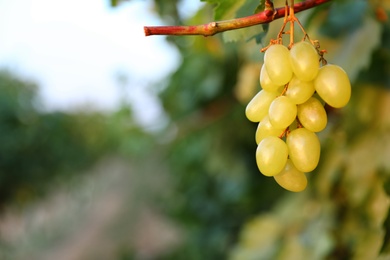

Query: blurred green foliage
[0,70,126,207]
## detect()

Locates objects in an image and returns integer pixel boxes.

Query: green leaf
[201,0,246,20]
[236,0,264,18]
[222,25,264,43]
[254,1,266,14]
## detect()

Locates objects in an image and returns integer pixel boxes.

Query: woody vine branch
[144,0,331,37]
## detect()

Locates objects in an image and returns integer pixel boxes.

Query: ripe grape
[245,90,277,122]
[314,64,351,108]
[246,33,351,191]
[287,128,320,172]
[274,160,307,192]
[268,96,297,129]
[255,115,285,144]
[285,76,315,104]
[297,97,327,132]
[264,44,293,86]
[290,41,319,82]
[259,64,281,92]
[256,136,288,176]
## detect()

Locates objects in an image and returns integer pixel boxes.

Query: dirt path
[0,156,181,260]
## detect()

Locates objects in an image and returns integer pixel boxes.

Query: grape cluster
[246,42,351,192]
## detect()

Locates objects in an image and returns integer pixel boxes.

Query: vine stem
[289,0,295,48]
[144,0,331,37]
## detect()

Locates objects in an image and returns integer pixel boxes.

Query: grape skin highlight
[245,90,277,122]
[256,136,288,177]
[290,41,319,82]
[287,128,321,172]
[314,64,351,108]
[285,76,315,105]
[264,44,293,86]
[297,97,327,132]
[268,96,297,129]
[260,64,281,92]
[274,160,307,192]
[255,115,285,144]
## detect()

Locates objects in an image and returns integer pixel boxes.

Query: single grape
[314,64,351,108]
[297,97,327,132]
[285,76,315,104]
[290,41,319,82]
[256,136,288,176]
[268,96,297,129]
[264,44,293,86]
[245,90,278,122]
[255,115,285,144]
[259,64,281,92]
[274,160,307,192]
[287,128,320,172]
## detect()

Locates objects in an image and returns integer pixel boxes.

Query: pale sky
[0,0,203,127]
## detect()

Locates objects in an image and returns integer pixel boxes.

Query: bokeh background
[0,0,389,259]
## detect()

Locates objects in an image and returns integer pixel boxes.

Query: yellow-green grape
[255,115,285,144]
[287,128,320,172]
[264,44,293,86]
[274,160,307,192]
[256,136,288,176]
[245,90,277,122]
[268,96,297,129]
[314,64,351,108]
[297,97,327,132]
[259,64,281,92]
[290,41,319,82]
[285,76,315,104]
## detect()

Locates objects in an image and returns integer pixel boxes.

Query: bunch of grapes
[246,41,351,192]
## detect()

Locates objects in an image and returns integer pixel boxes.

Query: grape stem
[289,0,295,48]
[144,0,331,37]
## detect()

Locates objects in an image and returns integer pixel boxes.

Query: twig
[144,0,331,37]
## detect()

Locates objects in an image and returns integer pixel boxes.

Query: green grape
[314,64,351,108]
[245,90,278,122]
[255,115,285,144]
[290,41,319,82]
[268,96,297,129]
[259,64,281,92]
[264,44,293,86]
[297,97,327,132]
[256,136,288,176]
[274,159,307,192]
[285,76,315,104]
[287,128,320,172]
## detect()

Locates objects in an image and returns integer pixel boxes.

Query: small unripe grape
[256,136,288,176]
[259,64,281,92]
[274,160,307,192]
[290,41,319,82]
[297,97,327,132]
[255,115,285,144]
[264,44,293,86]
[268,96,297,129]
[285,76,315,104]
[245,90,277,122]
[314,64,351,108]
[287,128,320,172]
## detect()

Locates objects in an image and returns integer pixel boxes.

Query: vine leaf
[220,0,268,43]
[254,0,267,14]
[201,0,246,20]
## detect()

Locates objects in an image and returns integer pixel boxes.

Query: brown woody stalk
[144,0,331,37]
